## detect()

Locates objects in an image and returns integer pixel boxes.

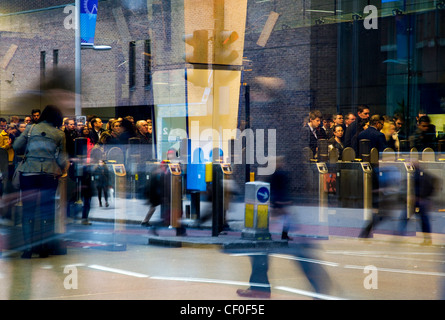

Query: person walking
[13,105,69,258]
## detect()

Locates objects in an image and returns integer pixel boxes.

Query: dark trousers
[20,174,58,251]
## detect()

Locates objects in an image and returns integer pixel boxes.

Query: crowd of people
[300,105,440,160]
[0,106,156,258]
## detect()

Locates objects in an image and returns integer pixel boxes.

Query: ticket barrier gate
[212,161,233,236]
[336,161,373,218]
[161,162,185,235]
[315,163,329,223]
[378,160,416,226]
[108,163,127,251]
[418,160,445,208]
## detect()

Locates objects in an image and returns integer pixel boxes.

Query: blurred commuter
[301,110,322,156]
[18,122,27,134]
[64,118,79,158]
[89,117,104,145]
[359,165,405,238]
[80,163,93,225]
[100,119,121,146]
[345,112,356,128]
[119,117,136,144]
[93,160,110,208]
[80,125,95,162]
[381,120,396,151]
[135,120,153,160]
[13,105,69,258]
[333,113,345,142]
[237,240,332,299]
[321,115,333,140]
[392,113,406,150]
[409,115,437,152]
[0,118,9,148]
[399,162,436,245]
[24,116,32,125]
[328,125,345,159]
[141,163,165,227]
[269,156,293,240]
[135,120,151,144]
[357,114,387,153]
[31,109,40,124]
[10,116,19,125]
[344,105,370,150]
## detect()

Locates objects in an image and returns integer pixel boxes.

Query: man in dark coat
[357,114,387,153]
[344,105,370,152]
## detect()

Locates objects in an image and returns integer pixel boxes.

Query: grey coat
[13,121,68,176]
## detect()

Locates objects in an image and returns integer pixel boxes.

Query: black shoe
[21,249,32,259]
[236,289,271,299]
[281,232,292,241]
[141,221,151,227]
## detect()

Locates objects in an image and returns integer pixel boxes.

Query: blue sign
[257,187,270,203]
[80,0,98,45]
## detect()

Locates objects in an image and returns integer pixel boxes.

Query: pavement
[82,194,445,248]
[3,192,445,250]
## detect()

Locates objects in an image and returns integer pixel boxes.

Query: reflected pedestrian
[94,160,109,208]
[80,164,93,225]
[399,162,436,245]
[13,105,69,258]
[269,156,293,240]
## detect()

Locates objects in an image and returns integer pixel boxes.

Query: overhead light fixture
[81,43,112,50]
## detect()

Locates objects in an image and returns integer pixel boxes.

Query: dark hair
[38,105,64,127]
[31,109,41,115]
[369,114,384,126]
[121,118,135,132]
[357,104,370,114]
[418,115,430,124]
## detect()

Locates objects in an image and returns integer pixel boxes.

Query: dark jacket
[357,126,387,153]
[13,121,68,176]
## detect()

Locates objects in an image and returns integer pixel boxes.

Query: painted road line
[88,264,149,278]
[270,254,340,267]
[275,286,346,300]
[344,264,445,277]
[150,275,270,288]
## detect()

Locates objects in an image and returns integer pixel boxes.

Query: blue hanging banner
[80,0,99,45]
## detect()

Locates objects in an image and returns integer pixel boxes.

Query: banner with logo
[80,0,99,45]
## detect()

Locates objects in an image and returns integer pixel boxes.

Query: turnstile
[418,160,445,208]
[161,162,184,233]
[379,161,416,219]
[336,161,373,214]
[212,162,233,236]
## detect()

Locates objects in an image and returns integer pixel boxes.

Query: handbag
[12,124,35,190]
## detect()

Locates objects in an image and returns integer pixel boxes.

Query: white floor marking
[275,286,346,300]
[88,264,149,278]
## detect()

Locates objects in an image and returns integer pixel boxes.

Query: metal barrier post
[242,181,271,240]
[361,162,373,221]
[405,162,415,219]
[111,163,127,251]
[212,161,233,236]
[316,163,328,223]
